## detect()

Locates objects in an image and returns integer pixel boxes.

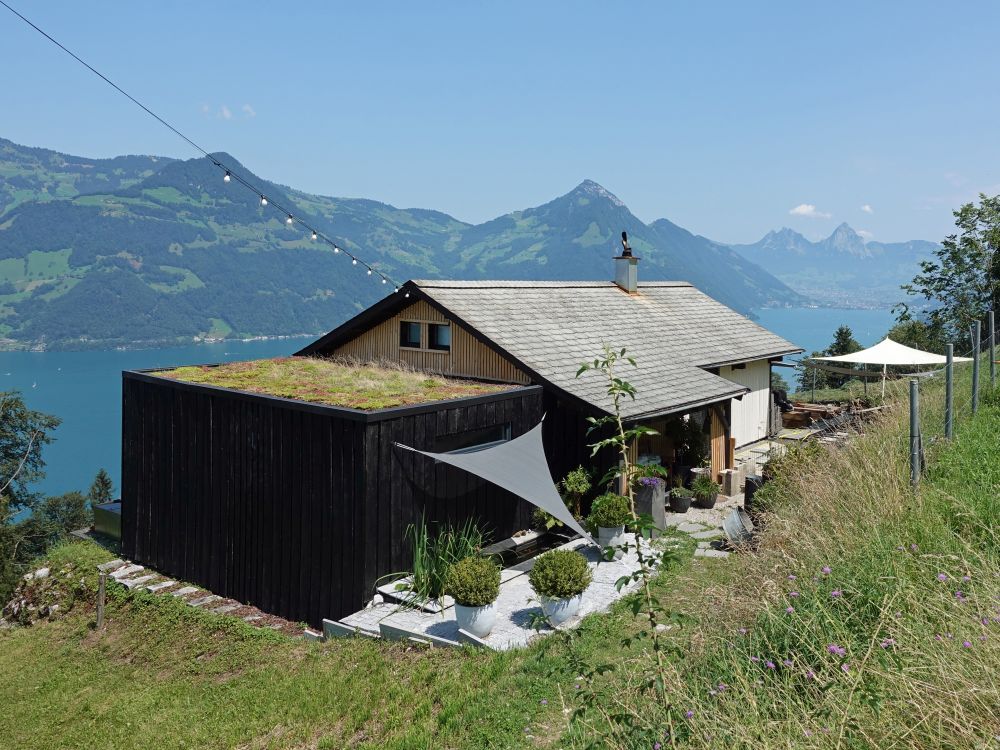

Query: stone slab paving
[340,535,667,651]
[663,493,743,533]
[97,559,125,573]
[171,586,200,597]
[144,580,177,593]
[210,604,240,615]
[694,548,730,559]
[111,564,144,580]
[189,595,222,608]
[689,529,724,540]
[121,575,156,590]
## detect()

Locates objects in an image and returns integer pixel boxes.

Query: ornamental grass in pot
[692,473,721,509]
[586,492,632,549]
[444,555,501,638]
[528,549,592,626]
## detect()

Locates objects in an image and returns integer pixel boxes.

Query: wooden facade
[121,371,543,627]
[330,299,531,384]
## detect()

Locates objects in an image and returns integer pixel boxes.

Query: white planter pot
[454,602,497,638]
[540,593,582,626]
[597,525,626,549]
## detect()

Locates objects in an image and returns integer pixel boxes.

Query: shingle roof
[410,280,802,419]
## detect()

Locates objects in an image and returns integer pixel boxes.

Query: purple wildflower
[685,710,694,719]
[786,606,795,614]
[841,663,850,673]
[788,574,797,581]
[980,635,988,641]
[789,591,800,598]
[827,644,846,656]
[540,699,548,705]
[894,611,903,619]
[880,638,896,648]
[822,566,832,575]
[654,744,662,750]
[738,627,747,635]
[962,640,972,648]
[934,634,942,641]
[831,589,842,598]
[766,661,776,670]
[575,684,581,690]
[806,670,816,680]
[962,575,971,582]
[717,683,727,692]
[937,573,948,582]
[750,655,760,662]
[910,544,919,552]
[804,729,813,737]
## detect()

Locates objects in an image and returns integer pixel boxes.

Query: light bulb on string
[260,196,267,206]
[311,231,318,241]
[381,277,387,284]
[223,171,231,183]
[367,268,372,276]
[333,246,340,254]
[351,258,357,266]
[286,215,293,225]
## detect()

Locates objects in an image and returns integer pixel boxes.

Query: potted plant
[586,492,632,549]
[559,465,591,519]
[445,555,501,638]
[633,464,668,536]
[692,473,721,509]
[528,549,592,626]
[668,484,694,513]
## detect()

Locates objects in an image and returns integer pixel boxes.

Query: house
[297,251,802,485]
[121,248,801,627]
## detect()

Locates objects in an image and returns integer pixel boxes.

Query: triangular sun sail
[395,422,597,546]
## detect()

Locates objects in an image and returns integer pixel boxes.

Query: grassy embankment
[1,367,996,749]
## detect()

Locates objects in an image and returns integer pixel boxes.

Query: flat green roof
[157,357,515,411]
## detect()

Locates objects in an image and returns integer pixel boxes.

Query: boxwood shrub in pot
[691,473,721,509]
[669,485,694,513]
[528,549,592,626]
[586,492,632,549]
[445,555,501,638]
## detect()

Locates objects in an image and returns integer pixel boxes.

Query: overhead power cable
[0,0,402,292]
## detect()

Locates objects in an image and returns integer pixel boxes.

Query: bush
[587,493,632,529]
[528,549,591,599]
[670,486,694,499]
[444,555,500,607]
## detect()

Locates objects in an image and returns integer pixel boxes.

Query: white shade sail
[395,422,597,546]
[811,338,972,367]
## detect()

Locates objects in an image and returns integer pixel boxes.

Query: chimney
[614,230,639,293]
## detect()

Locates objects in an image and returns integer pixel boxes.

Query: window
[428,323,451,352]
[435,423,511,454]
[399,321,421,348]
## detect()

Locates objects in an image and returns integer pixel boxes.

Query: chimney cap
[620,230,633,257]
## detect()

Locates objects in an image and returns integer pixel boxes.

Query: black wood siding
[121,372,542,627]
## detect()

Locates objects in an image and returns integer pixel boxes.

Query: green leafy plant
[691,473,721,500]
[559,465,591,518]
[402,514,488,602]
[577,344,657,515]
[528,549,592,599]
[587,493,632,529]
[444,555,500,607]
[670,485,694,499]
[531,506,563,531]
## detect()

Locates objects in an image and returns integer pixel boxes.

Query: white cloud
[242,104,256,118]
[220,105,233,120]
[860,204,873,214]
[788,203,832,219]
[857,229,873,240]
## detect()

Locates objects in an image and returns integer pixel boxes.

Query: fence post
[97,571,106,629]
[971,321,981,415]
[909,378,920,489]
[811,367,816,402]
[945,344,954,439]
[990,310,996,389]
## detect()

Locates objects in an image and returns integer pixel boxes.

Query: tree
[12,492,91,564]
[797,351,829,393]
[88,468,115,504]
[770,370,790,394]
[903,193,1000,339]
[0,391,60,513]
[887,318,947,354]
[824,325,862,389]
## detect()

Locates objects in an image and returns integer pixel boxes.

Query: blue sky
[2,1,998,244]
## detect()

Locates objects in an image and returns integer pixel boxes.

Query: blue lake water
[1,306,896,509]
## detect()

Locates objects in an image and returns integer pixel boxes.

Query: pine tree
[88,468,115,504]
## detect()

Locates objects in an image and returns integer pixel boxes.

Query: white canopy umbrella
[811,337,972,396]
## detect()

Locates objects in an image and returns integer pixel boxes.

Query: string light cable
[0,0,401,291]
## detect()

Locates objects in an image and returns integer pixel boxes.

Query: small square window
[428,323,451,351]
[399,321,421,348]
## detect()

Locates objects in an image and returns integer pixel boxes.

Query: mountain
[0,138,801,350]
[730,223,938,308]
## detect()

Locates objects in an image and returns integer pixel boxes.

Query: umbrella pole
[881,364,887,399]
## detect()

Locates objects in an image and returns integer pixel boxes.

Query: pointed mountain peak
[567,179,626,207]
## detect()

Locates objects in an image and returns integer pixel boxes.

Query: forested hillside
[0,139,801,350]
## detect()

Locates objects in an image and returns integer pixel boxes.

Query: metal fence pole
[909,379,920,489]
[990,310,996,389]
[945,344,954,439]
[971,321,981,415]
[811,367,816,402]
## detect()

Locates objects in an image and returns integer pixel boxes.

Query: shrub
[670,486,694,499]
[559,465,591,518]
[691,473,720,499]
[587,493,632,529]
[444,555,500,607]
[404,514,488,602]
[528,549,592,599]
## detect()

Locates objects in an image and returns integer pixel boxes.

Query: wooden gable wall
[328,299,531,384]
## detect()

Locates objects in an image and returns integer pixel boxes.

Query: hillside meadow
[0,371,997,749]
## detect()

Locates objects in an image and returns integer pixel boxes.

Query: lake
[1,306,896,504]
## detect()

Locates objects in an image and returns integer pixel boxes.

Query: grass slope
[1,375,996,749]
